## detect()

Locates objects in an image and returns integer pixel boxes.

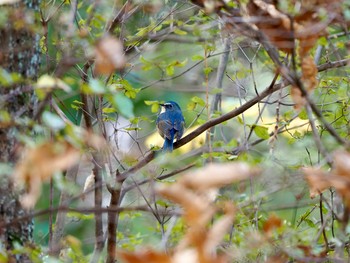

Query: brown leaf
[301,56,318,91]
[290,86,305,111]
[247,0,331,55]
[94,35,125,76]
[303,167,330,198]
[304,163,350,210]
[156,183,215,227]
[262,213,282,234]
[290,56,318,110]
[120,163,256,263]
[247,0,295,53]
[180,163,259,191]
[332,150,350,178]
[191,0,225,13]
[204,203,235,253]
[118,249,171,263]
[13,141,80,208]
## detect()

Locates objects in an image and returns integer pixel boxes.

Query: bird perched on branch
[156,101,185,152]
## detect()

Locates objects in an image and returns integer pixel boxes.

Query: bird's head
[160,101,182,112]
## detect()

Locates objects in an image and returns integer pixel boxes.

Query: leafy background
[1,0,350,262]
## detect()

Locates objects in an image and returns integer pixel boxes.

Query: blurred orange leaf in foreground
[13,141,80,209]
[304,150,350,209]
[94,35,125,76]
[118,163,260,263]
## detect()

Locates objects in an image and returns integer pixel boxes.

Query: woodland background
[1,0,350,262]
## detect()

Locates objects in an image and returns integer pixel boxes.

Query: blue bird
[156,101,185,152]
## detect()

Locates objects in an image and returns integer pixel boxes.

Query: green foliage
[3,0,350,262]
[252,125,270,139]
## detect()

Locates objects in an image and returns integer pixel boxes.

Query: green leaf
[140,55,151,64]
[88,79,106,94]
[210,87,222,94]
[298,109,308,120]
[71,100,84,110]
[166,65,174,76]
[175,58,188,67]
[156,200,169,207]
[191,96,206,106]
[0,110,11,122]
[67,212,94,220]
[109,93,134,118]
[144,100,161,113]
[236,116,244,125]
[103,107,116,113]
[174,28,187,35]
[42,111,66,130]
[144,100,158,106]
[140,55,153,71]
[192,55,204,61]
[253,125,269,139]
[151,103,160,113]
[187,101,196,111]
[197,118,206,125]
[204,67,212,76]
[237,71,246,79]
[72,100,84,105]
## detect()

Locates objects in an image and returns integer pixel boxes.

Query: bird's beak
[159,104,166,113]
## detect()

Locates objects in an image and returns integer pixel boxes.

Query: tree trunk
[0,0,41,260]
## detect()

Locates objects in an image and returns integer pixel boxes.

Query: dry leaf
[301,56,318,91]
[94,35,125,76]
[13,141,80,208]
[191,0,225,13]
[247,0,330,55]
[291,56,318,110]
[247,0,295,53]
[204,203,235,253]
[303,167,331,198]
[156,183,215,227]
[290,86,304,110]
[332,150,350,178]
[120,162,257,263]
[304,155,350,210]
[36,74,72,92]
[118,249,171,263]
[82,171,95,201]
[262,213,282,235]
[181,163,258,191]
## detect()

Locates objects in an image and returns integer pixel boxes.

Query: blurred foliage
[1,0,350,262]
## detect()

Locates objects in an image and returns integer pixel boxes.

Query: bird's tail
[163,130,175,152]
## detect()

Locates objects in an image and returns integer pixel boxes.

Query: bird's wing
[157,118,174,140]
[174,114,185,139]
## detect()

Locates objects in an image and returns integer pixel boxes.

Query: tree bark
[0,0,41,260]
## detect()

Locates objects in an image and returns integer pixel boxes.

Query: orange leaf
[94,35,125,76]
[290,86,305,111]
[303,167,330,198]
[118,249,171,263]
[332,150,350,178]
[301,56,318,91]
[13,141,80,208]
[262,213,282,234]
[247,0,295,53]
[180,163,259,191]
